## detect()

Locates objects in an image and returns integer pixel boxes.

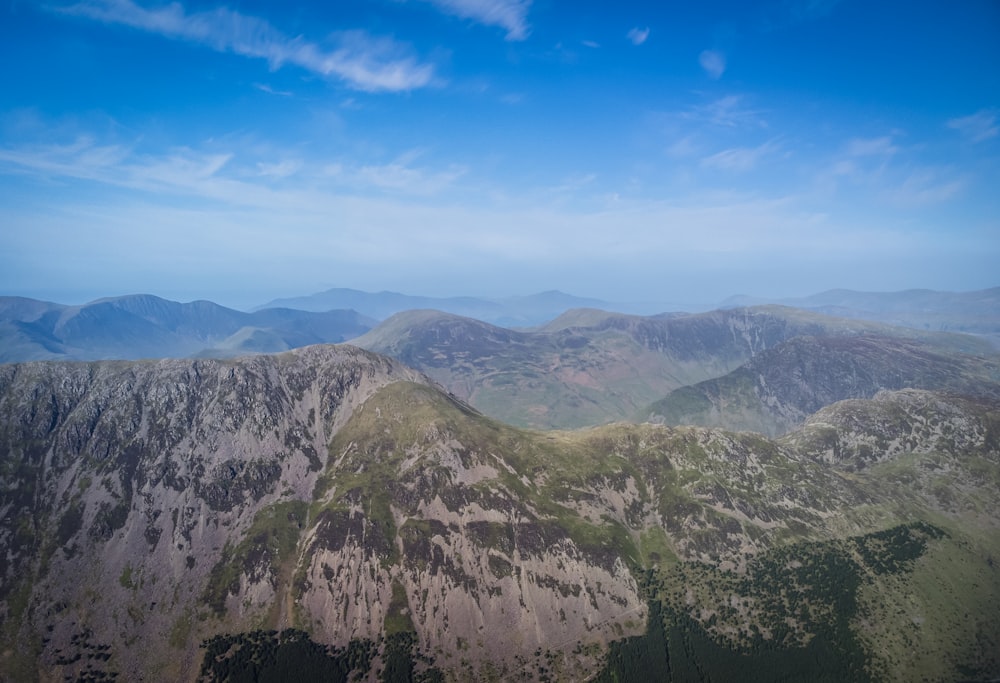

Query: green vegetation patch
[384,580,415,636]
[203,500,308,615]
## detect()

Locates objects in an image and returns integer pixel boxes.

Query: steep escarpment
[1,349,998,682]
[0,346,423,681]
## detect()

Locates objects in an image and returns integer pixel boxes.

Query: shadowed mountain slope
[0,349,998,681]
[646,335,1000,436]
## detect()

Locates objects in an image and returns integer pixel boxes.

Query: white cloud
[627,27,649,46]
[5,127,990,305]
[581,40,600,49]
[947,109,998,143]
[419,0,532,40]
[59,0,435,92]
[253,83,292,97]
[701,140,779,172]
[351,160,467,195]
[256,160,301,178]
[682,95,766,128]
[845,136,898,157]
[699,49,726,79]
[0,132,471,201]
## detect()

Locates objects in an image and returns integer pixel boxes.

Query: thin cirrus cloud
[328,153,469,196]
[845,136,898,157]
[253,83,292,97]
[701,140,779,172]
[256,159,302,179]
[57,0,436,92]
[0,121,474,205]
[682,95,767,129]
[627,27,649,46]
[699,49,726,79]
[947,109,998,143]
[418,0,532,41]
[886,168,965,207]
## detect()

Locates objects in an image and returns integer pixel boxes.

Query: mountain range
[0,294,374,362]
[254,288,621,327]
[352,305,997,430]
[1,347,997,681]
[2,285,1000,680]
[721,286,1000,338]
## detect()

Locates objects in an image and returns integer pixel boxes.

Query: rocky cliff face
[0,346,423,680]
[1,347,998,682]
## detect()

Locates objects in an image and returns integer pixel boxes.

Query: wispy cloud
[701,140,779,172]
[683,95,766,128]
[699,49,726,79]
[5,125,982,302]
[253,83,292,97]
[886,168,965,206]
[58,0,436,92]
[0,132,471,201]
[627,27,649,46]
[666,135,700,159]
[947,109,998,143]
[418,0,532,40]
[0,136,252,201]
[256,159,301,178]
[844,135,898,157]
[330,153,468,195]
[581,39,600,49]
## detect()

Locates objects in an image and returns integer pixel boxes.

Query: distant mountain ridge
[646,334,1000,436]
[721,286,1000,338]
[255,288,619,326]
[352,304,996,429]
[0,294,374,362]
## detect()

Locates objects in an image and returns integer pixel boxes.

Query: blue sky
[1,0,998,309]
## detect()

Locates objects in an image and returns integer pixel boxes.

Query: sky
[1,0,998,309]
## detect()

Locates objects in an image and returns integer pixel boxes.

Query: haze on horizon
[1,0,998,310]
